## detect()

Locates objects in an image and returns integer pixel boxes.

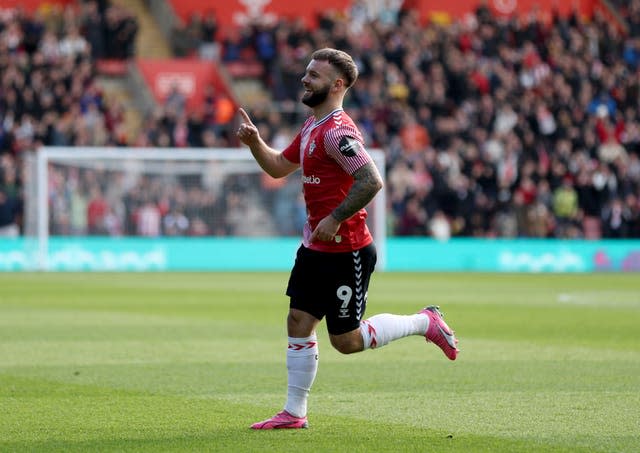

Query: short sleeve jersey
[282,109,374,252]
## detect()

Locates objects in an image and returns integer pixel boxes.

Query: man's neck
[312,100,343,121]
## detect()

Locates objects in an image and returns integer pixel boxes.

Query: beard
[301,84,331,107]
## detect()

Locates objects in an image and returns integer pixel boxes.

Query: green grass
[0,272,639,452]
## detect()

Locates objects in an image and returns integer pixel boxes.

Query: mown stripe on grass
[1,374,630,453]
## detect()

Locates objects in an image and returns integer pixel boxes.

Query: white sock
[360,313,429,349]
[284,335,318,418]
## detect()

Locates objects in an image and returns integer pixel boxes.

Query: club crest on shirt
[308,140,316,156]
[339,136,359,157]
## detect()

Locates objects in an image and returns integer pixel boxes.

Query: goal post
[25,147,387,271]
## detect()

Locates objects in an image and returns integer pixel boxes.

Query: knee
[287,311,301,331]
[330,336,361,354]
[333,342,357,354]
[286,309,318,337]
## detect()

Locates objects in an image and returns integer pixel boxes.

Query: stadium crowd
[214,1,640,239]
[1,1,640,239]
[0,1,143,235]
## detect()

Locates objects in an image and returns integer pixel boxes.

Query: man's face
[301,59,336,107]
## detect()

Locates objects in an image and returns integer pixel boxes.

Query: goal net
[24,147,386,270]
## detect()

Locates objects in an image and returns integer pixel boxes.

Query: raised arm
[236,108,298,178]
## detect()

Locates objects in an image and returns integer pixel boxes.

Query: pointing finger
[238,108,252,124]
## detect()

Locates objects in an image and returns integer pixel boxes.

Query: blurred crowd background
[1,0,640,239]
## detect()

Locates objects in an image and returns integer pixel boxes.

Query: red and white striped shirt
[283,109,373,252]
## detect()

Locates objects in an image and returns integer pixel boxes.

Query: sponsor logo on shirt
[302,174,321,184]
[339,136,359,157]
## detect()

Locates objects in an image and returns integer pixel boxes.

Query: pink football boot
[251,410,309,430]
[420,306,459,360]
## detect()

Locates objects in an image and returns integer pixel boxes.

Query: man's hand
[234,108,299,178]
[236,108,260,146]
[310,215,342,243]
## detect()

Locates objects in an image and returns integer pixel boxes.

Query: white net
[25,147,385,258]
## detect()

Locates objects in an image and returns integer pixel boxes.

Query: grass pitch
[0,272,639,452]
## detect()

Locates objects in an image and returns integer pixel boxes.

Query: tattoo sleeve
[332,161,383,222]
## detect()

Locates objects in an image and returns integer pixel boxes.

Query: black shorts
[286,243,377,335]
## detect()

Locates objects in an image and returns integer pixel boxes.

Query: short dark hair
[311,48,358,88]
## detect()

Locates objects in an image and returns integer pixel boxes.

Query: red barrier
[1,0,73,12]
[167,0,348,29]
[407,0,597,23]
[168,0,599,29]
[136,58,235,114]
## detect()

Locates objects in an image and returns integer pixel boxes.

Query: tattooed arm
[332,161,383,222]
[310,161,383,242]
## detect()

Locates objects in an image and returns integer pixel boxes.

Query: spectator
[87,185,108,235]
[69,185,89,235]
[58,25,89,58]
[79,1,105,59]
[0,187,21,237]
[198,10,220,60]
[553,176,579,234]
[104,5,138,59]
[0,155,21,237]
[136,198,161,237]
[429,210,452,241]
[163,207,190,236]
[602,197,633,237]
[163,83,187,117]
[170,19,198,58]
